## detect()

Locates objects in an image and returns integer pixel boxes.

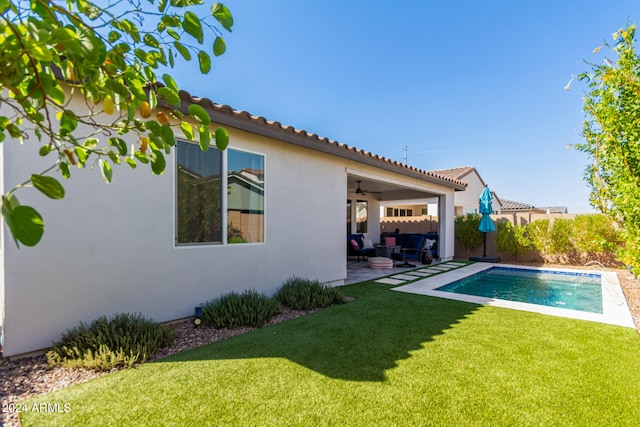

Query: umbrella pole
[483,232,487,257]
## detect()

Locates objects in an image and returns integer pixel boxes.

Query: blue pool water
[435,267,603,314]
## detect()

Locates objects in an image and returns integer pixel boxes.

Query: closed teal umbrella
[478,186,495,257]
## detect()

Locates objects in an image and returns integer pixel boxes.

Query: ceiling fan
[354,180,373,196]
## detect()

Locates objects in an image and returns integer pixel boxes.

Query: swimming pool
[392,263,635,328]
[435,267,603,313]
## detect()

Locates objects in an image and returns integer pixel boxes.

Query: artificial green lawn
[22,281,640,426]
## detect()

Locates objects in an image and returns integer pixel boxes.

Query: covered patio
[346,170,464,277]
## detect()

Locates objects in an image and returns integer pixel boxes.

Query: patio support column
[438,193,455,261]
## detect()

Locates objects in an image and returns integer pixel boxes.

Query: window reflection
[176,141,222,244]
[227,149,264,243]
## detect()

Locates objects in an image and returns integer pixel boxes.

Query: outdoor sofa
[380,232,438,265]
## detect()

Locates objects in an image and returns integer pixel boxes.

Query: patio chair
[347,234,376,262]
[391,234,427,267]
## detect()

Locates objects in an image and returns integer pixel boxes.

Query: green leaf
[180,122,194,140]
[40,74,66,105]
[215,127,229,150]
[125,157,137,169]
[157,87,181,106]
[30,44,53,62]
[0,0,12,14]
[161,125,176,146]
[83,138,99,149]
[52,27,79,43]
[199,125,210,151]
[59,162,71,179]
[108,31,121,43]
[173,41,191,61]
[144,34,160,48]
[39,145,53,156]
[162,74,179,93]
[128,78,146,102]
[74,147,88,165]
[108,137,128,156]
[188,104,211,126]
[100,159,113,183]
[150,150,166,175]
[7,205,45,247]
[198,51,211,74]
[134,151,149,164]
[105,79,130,98]
[213,36,226,56]
[121,19,141,43]
[31,174,65,199]
[212,3,234,32]
[2,196,44,247]
[59,110,78,136]
[183,11,204,44]
[167,28,180,41]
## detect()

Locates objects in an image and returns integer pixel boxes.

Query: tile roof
[429,166,476,181]
[430,166,488,187]
[175,91,467,191]
[500,199,544,212]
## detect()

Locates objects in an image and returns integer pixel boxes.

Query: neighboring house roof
[501,199,546,213]
[430,166,502,208]
[228,170,264,193]
[429,166,485,186]
[175,91,467,191]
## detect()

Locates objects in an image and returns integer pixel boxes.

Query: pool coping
[392,263,636,329]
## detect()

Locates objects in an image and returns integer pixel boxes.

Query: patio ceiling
[347,176,441,202]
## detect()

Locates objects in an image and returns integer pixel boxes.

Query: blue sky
[168,0,640,213]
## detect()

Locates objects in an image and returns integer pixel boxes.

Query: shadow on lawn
[155,282,481,382]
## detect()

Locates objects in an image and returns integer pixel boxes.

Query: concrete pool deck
[392,263,636,328]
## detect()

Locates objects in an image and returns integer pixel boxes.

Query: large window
[176,140,222,244]
[227,149,264,243]
[176,141,264,245]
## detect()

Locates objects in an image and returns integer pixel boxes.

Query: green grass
[21,281,640,426]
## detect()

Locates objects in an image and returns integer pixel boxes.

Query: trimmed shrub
[528,219,551,256]
[495,221,532,260]
[572,214,622,261]
[46,313,176,371]
[274,276,344,310]
[454,214,484,256]
[549,218,573,255]
[202,290,280,328]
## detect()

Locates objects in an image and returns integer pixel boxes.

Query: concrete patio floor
[345,258,436,284]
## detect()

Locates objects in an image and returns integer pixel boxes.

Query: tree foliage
[574,25,640,274]
[0,0,233,247]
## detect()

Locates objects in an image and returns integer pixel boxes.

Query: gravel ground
[1,270,639,427]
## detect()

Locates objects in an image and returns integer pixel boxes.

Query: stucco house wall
[454,171,486,215]
[0,120,348,357]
